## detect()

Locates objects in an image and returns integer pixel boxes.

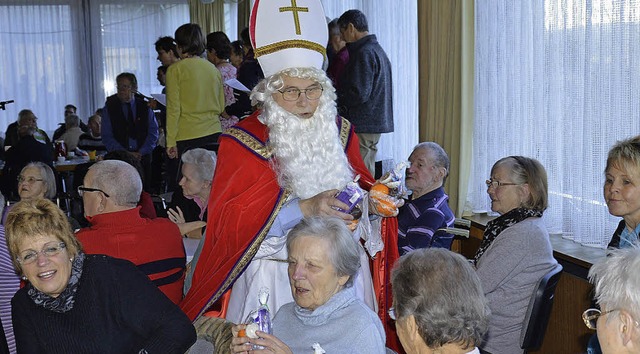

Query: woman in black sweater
[5,199,196,353]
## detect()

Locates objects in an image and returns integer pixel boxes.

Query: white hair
[250,67,354,199]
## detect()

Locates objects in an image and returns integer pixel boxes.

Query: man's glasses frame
[277,86,324,101]
[78,185,110,198]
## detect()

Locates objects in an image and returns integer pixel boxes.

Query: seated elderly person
[59,114,85,152]
[75,160,186,304]
[1,162,57,224]
[167,148,216,238]
[77,114,107,155]
[398,142,455,255]
[4,109,50,148]
[475,156,557,354]
[1,125,54,200]
[5,199,196,352]
[231,217,386,354]
[584,244,640,353]
[391,248,489,354]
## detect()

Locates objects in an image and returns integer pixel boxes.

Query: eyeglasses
[117,84,132,90]
[278,86,324,101]
[485,179,520,188]
[17,176,44,184]
[17,242,66,265]
[582,308,618,330]
[388,307,397,321]
[78,185,110,198]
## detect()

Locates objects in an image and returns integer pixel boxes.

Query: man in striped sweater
[397,142,456,255]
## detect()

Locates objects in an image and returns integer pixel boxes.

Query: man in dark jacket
[101,72,158,190]
[337,9,394,176]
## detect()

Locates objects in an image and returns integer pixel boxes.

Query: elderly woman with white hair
[1,162,57,224]
[231,217,386,354]
[167,148,216,238]
[391,248,489,354]
[584,245,640,353]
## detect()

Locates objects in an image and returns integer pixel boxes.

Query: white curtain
[0,0,188,137]
[0,1,84,133]
[470,0,640,248]
[321,0,419,167]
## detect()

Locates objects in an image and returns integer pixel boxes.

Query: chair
[520,263,564,351]
[438,217,471,238]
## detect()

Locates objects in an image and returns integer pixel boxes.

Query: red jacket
[76,207,185,304]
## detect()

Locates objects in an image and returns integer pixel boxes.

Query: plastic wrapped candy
[243,287,273,349]
[334,175,365,218]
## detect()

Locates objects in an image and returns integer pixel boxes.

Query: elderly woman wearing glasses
[584,245,640,353]
[475,156,557,354]
[391,248,489,354]
[230,217,386,354]
[5,199,196,353]
[1,162,56,224]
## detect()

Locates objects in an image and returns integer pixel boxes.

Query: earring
[21,276,27,281]
[70,258,73,262]
[623,325,628,332]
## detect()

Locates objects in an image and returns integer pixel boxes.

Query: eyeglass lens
[18,242,66,265]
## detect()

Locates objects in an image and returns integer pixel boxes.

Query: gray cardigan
[476,217,557,354]
[272,287,386,354]
[337,34,394,134]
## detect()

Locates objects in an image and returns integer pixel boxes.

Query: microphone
[0,100,14,110]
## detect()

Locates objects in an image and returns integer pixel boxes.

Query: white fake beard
[260,95,354,199]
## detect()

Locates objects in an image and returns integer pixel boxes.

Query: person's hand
[247,331,293,354]
[148,99,158,110]
[166,146,178,159]
[230,324,252,354]
[167,206,186,224]
[299,190,354,221]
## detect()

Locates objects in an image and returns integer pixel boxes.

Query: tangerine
[370,183,390,195]
[238,329,246,337]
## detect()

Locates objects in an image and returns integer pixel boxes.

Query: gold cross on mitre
[279,0,309,35]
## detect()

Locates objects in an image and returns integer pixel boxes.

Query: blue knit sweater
[272,287,386,354]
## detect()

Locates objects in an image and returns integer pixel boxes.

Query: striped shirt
[397,187,455,255]
[0,226,20,353]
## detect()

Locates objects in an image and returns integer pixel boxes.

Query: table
[54,156,93,172]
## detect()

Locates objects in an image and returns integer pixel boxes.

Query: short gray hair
[413,142,450,181]
[65,114,80,128]
[286,217,360,287]
[391,248,489,349]
[21,162,57,199]
[589,243,640,322]
[181,148,217,182]
[87,160,141,207]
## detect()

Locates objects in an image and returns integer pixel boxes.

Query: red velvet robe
[180,111,401,351]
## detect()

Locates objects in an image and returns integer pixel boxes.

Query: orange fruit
[370,184,390,195]
[238,329,246,337]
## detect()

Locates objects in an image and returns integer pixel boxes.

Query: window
[0,0,188,133]
[470,0,640,247]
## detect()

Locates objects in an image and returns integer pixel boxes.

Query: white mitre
[250,0,328,77]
